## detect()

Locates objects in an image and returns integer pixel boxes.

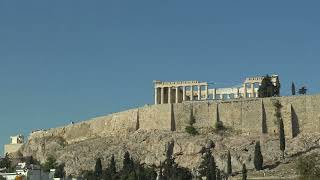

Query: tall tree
[227,150,232,175]
[105,154,117,179]
[298,86,307,95]
[109,154,116,175]
[291,82,296,95]
[42,155,57,172]
[54,163,66,178]
[242,163,247,180]
[123,151,134,174]
[162,153,192,179]
[199,149,216,180]
[254,141,263,170]
[26,156,34,165]
[258,75,276,98]
[95,158,103,178]
[0,153,10,169]
[279,117,286,159]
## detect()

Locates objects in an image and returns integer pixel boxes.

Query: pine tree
[291,82,296,95]
[298,86,307,95]
[279,118,286,159]
[42,155,57,172]
[254,141,263,170]
[258,75,275,98]
[199,149,216,180]
[95,158,103,177]
[242,163,247,180]
[227,150,232,175]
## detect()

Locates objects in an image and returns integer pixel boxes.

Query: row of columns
[155,85,208,104]
[155,83,258,104]
[244,83,259,98]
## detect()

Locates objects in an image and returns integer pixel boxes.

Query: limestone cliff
[20,95,320,177]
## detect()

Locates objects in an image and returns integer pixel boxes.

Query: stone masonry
[29,94,320,146]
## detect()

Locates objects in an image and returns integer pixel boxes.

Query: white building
[0,163,49,180]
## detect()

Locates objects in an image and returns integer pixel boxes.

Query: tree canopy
[258,75,280,98]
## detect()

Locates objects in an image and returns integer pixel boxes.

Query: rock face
[22,129,320,176]
[20,95,320,177]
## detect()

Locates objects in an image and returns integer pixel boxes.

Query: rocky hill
[20,95,320,178]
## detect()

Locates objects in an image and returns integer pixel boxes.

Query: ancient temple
[153,75,280,104]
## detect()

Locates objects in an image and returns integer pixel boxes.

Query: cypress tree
[106,154,117,178]
[279,118,286,159]
[242,163,247,180]
[199,149,216,180]
[227,150,232,175]
[123,151,133,174]
[291,82,296,95]
[94,158,103,177]
[254,141,263,170]
[258,75,275,98]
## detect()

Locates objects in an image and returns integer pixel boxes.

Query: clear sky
[1,1,320,154]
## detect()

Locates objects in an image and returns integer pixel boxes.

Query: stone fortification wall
[29,95,320,144]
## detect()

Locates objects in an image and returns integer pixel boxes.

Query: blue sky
[0,1,320,154]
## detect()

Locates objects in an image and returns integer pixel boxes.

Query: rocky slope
[21,127,320,178]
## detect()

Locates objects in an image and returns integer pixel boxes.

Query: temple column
[205,85,208,100]
[251,83,255,98]
[161,87,164,104]
[190,86,194,100]
[244,84,247,98]
[168,87,172,104]
[198,85,201,100]
[236,88,240,98]
[175,87,179,103]
[213,88,216,100]
[182,86,186,101]
[154,88,158,104]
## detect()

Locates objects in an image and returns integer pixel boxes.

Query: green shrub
[185,126,198,136]
[296,153,320,178]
